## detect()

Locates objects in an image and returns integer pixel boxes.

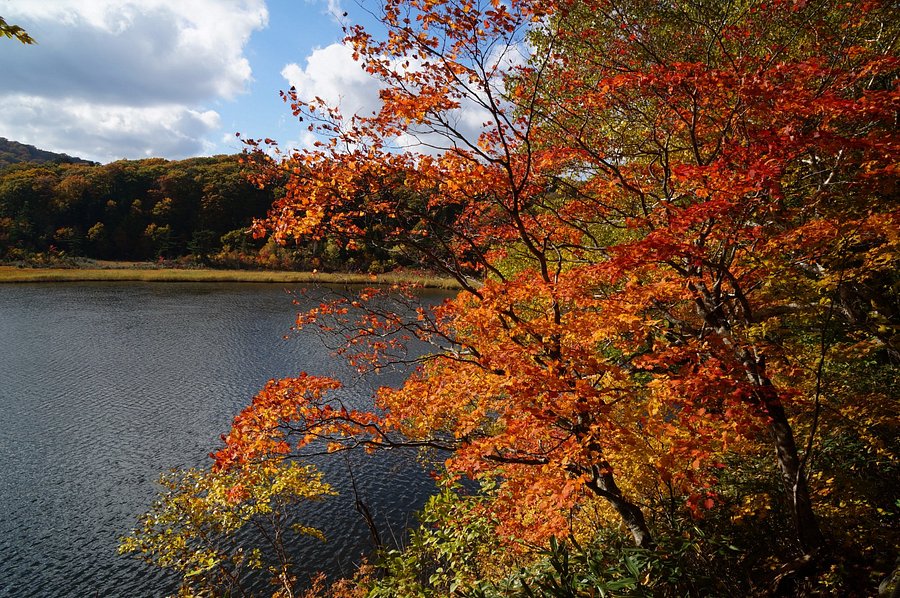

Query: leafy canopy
[131,0,899,594]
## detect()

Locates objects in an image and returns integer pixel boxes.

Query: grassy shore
[0,264,461,289]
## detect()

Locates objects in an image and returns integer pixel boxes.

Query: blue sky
[0,0,384,162]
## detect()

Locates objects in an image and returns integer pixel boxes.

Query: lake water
[0,282,445,597]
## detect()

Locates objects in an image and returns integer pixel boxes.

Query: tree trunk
[741,347,823,553]
[763,393,824,553]
[691,282,824,553]
[584,461,655,549]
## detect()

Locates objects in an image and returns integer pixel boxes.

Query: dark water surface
[0,282,443,597]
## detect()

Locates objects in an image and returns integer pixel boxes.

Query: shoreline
[0,265,461,289]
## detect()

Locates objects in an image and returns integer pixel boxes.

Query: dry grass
[0,266,461,289]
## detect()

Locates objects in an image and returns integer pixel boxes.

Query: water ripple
[0,282,444,597]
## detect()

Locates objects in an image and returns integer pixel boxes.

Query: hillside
[0,137,95,168]
[0,153,435,273]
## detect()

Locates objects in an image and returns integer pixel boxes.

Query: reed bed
[0,266,460,289]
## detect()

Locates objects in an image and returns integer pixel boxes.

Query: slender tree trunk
[742,345,823,553]
[573,414,655,549]
[584,461,655,549]
[691,282,823,553]
[742,351,823,553]
[762,392,824,553]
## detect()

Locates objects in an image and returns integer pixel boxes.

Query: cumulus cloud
[2,95,222,160]
[281,43,383,121]
[0,0,267,162]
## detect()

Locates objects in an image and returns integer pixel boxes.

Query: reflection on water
[0,282,443,597]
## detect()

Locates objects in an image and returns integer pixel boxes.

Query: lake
[0,282,445,597]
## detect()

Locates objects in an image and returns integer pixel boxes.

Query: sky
[0,0,389,163]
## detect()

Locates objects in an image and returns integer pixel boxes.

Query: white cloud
[281,43,383,121]
[279,39,530,155]
[0,0,268,162]
[325,0,345,18]
[1,95,222,162]
[279,42,471,154]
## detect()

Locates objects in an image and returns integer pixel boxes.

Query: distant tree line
[0,155,276,264]
[0,138,95,169]
[0,152,455,273]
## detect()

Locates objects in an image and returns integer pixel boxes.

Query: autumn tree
[199,0,898,592]
[121,459,335,596]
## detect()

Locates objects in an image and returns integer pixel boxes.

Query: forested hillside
[0,154,274,263]
[0,152,429,271]
[0,137,94,168]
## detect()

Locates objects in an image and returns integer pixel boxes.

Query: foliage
[0,155,274,263]
[119,459,334,597]
[0,17,34,45]
[134,0,899,594]
[461,530,741,598]
[361,484,742,597]
[366,482,522,597]
[0,148,457,271]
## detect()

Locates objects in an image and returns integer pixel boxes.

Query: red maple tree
[216,0,898,581]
